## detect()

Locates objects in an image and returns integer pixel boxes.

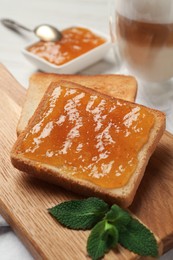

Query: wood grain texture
[0,64,173,259]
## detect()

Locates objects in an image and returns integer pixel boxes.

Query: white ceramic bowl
[22,25,111,74]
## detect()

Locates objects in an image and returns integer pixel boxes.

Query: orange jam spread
[17,84,155,189]
[28,27,106,66]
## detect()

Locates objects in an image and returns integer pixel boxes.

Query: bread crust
[17,73,137,135]
[11,80,165,208]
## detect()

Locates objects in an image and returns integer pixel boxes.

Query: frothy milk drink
[116,0,173,82]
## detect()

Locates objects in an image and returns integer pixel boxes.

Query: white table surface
[0,0,173,259]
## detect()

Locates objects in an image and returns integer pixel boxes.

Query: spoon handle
[1,19,32,32]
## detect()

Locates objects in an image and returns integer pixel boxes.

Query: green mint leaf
[48,197,109,230]
[87,220,118,260]
[119,217,158,257]
[105,205,131,228]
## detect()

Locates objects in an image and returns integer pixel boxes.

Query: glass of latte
[110,0,173,83]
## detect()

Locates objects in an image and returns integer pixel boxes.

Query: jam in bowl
[22,26,111,74]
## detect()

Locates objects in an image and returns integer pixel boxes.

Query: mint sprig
[48,197,109,229]
[48,198,158,259]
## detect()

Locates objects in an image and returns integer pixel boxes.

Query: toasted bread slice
[17,73,137,135]
[11,80,165,207]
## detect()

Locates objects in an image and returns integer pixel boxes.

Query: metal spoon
[1,18,62,41]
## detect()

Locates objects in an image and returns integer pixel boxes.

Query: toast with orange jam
[11,80,165,207]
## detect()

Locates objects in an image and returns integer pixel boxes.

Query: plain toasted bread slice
[11,80,165,208]
[17,73,137,135]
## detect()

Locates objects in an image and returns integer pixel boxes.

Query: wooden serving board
[0,64,173,260]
